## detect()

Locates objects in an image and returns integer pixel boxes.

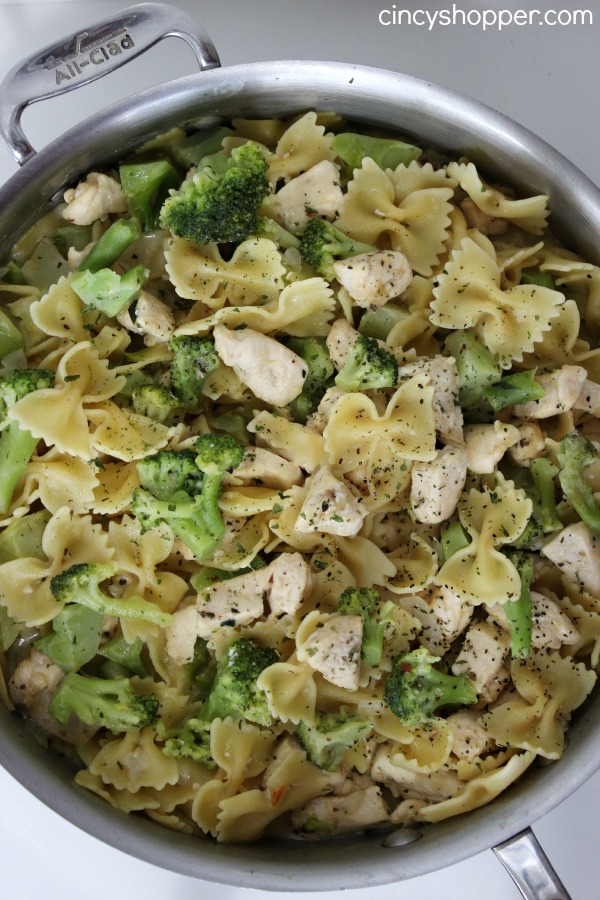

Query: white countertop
[0,2,599,898]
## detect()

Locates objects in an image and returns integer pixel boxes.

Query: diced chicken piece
[541,522,600,599]
[513,365,588,419]
[464,421,521,474]
[487,591,579,650]
[389,798,428,825]
[574,378,600,416]
[399,355,463,446]
[63,172,127,225]
[269,160,343,232]
[291,786,389,834]
[303,615,363,690]
[227,446,303,490]
[508,422,547,465]
[460,198,509,235]
[372,748,462,802]
[410,445,467,524]
[452,621,510,697]
[447,710,495,761]
[399,585,473,655]
[166,552,313,661]
[481,664,511,705]
[332,250,413,309]
[117,291,175,345]
[306,386,345,433]
[295,466,367,537]
[326,318,360,371]
[67,241,95,270]
[268,551,314,615]
[213,324,307,406]
[8,649,95,745]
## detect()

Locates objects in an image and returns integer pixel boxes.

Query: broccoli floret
[159,141,270,245]
[160,716,216,767]
[198,638,278,725]
[299,219,377,281]
[557,433,600,535]
[286,336,335,423]
[132,434,243,560]
[296,709,372,771]
[335,334,398,392]
[443,331,501,410]
[48,672,158,732]
[338,586,386,666]
[136,448,203,501]
[384,647,477,727]
[131,383,180,424]
[168,334,220,408]
[50,562,172,627]
[503,550,533,659]
[331,132,421,171]
[0,368,54,514]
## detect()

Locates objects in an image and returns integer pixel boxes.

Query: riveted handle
[0,2,220,166]
[493,827,571,900]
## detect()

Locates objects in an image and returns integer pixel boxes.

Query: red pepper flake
[401,661,412,673]
[270,785,286,806]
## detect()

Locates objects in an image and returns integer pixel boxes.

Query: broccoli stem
[0,420,39,515]
[557,434,600,536]
[529,457,562,533]
[331,132,420,170]
[77,218,141,273]
[504,551,533,659]
[444,330,501,410]
[440,520,471,561]
[484,369,545,413]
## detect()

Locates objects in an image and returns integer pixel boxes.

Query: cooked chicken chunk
[306,386,345,433]
[9,649,94,745]
[508,422,547,465]
[302,615,363,690]
[166,552,313,662]
[464,421,521,474]
[291,786,389,834]
[295,466,367,537]
[447,709,495,761]
[513,365,588,419]
[541,522,600,599]
[213,324,308,406]
[117,291,175,345]
[410,445,467,524]
[399,585,473,655]
[460,198,509,235]
[269,160,343,232]
[574,378,600,416]
[452,621,510,698]
[332,250,413,308]
[227,446,303,490]
[326,318,360,371]
[399,355,463,446]
[487,591,579,650]
[63,172,127,225]
[372,748,462,802]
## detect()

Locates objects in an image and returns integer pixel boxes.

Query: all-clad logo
[45,27,135,84]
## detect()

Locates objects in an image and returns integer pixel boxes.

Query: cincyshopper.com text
[378,5,593,30]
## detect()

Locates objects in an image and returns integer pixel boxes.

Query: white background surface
[0,2,599,898]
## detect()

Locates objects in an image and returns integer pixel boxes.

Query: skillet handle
[0,2,220,166]
[493,827,571,900]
